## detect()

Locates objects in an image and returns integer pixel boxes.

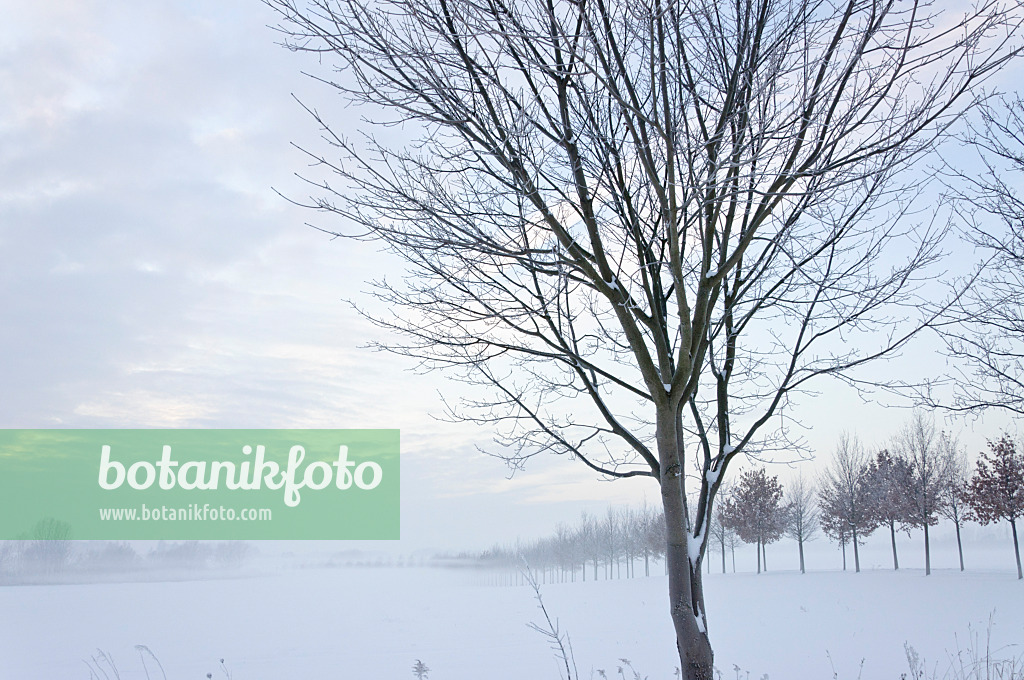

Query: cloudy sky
[1,0,1016,552]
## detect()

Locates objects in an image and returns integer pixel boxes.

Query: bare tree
[963,434,1024,579]
[18,518,73,575]
[633,499,661,577]
[864,448,914,570]
[267,0,1021,675]
[818,433,878,573]
[892,413,956,575]
[576,511,599,582]
[708,481,735,575]
[554,522,574,581]
[784,471,819,574]
[938,440,971,572]
[929,96,1024,415]
[725,520,742,574]
[601,507,621,579]
[641,504,667,577]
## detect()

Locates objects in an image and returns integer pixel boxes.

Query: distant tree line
[483,417,1024,581]
[480,502,666,584]
[0,534,254,583]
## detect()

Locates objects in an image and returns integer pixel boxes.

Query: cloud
[0,0,420,430]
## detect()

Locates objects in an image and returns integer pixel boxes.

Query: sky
[1,0,1018,553]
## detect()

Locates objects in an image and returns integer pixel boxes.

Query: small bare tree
[892,413,956,576]
[18,518,73,576]
[784,472,819,575]
[818,433,878,573]
[575,511,599,582]
[600,507,621,580]
[938,440,971,572]
[708,481,735,575]
[632,499,661,577]
[268,0,1021,675]
[412,659,430,680]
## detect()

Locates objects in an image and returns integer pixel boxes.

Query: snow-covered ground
[2,545,1021,680]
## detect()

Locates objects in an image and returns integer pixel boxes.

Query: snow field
[1,561,1021,680]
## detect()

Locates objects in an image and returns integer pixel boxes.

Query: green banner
[0,430,399,540]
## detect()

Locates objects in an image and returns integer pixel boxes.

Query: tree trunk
[1011,517,1022,580]
[841,539,847,571]
[756,538,762,574]
[721,538,726,574]
[762,542,767,572]
[853,526,860,573]
[658,412,714,680]
[924,523,931,576]
[731,544,735,573]
[798,536,805,574]
[955,520,964,572]
[888,520,897,569]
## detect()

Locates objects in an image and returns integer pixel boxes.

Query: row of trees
[818,417,1024,579]
[702,423,1024,580]
[480,504,667,584]
[483,423,1023,581]
[0,534,254,581]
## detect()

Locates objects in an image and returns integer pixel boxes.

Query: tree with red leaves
[721,468,785,574]
[865,449,914,571]
[963,435,1024,580]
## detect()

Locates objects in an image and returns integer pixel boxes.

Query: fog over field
[1,543,1023,680]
